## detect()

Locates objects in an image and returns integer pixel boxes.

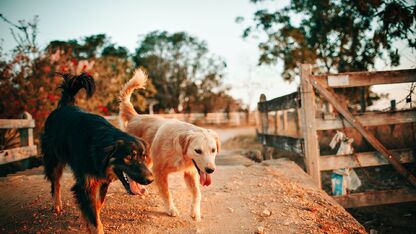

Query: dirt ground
[0,127,366,233]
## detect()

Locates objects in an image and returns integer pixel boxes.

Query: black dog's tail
[56,72,96,107]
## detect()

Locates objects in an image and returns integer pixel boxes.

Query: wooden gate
[257,64,416,208]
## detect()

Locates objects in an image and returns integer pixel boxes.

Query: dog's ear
[104,140,124,158]
[207,129,221,153]
[99,140,124,172]
[175,132,192,156]
[136,137,149,156]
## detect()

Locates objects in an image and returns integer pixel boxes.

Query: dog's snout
[147,174,154,183]
[144,173,154,185]
[205,167,215,174]
[141,177,154,185]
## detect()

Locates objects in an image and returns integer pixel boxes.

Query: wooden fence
[257,64,416,208]
[0,112,38,165]
[106,111,257,127]
[257,91,303,159]
[0,110,252,166]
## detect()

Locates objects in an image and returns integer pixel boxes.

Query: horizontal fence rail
[0,119,35,129]
[313,68,416,88]
[320,148,415,171]
[333,189,416,208]
[258,91,298,112]
[316,110,416,130]
[0,146,37,165]
[105,111,257,128]
[257,133,303,155]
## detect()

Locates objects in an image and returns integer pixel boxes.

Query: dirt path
[0,127,365,233]
[0,161,365,234]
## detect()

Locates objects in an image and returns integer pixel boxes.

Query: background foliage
[0,16,242,141]
[239,0,416,109]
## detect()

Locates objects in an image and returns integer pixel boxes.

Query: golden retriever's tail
[119,68,148,125]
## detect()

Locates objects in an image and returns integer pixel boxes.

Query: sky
[1,0,415,110]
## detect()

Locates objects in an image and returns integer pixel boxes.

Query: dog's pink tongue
[128,179,148,195]
[199,172,212,186]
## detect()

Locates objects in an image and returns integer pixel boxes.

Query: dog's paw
[53,197,63,214]
[87,222,104,234]
[53,204,63,214]
[167,207,179,217]
[191,213,201,222]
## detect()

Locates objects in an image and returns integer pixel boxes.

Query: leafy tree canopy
[133,31,228,112]
[47,34,117,59]
[240,0,416,82]
[101,44,129,58]
[1,15,240,144]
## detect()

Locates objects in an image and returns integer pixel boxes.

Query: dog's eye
[194,149,202,154]
[212,148,216,153]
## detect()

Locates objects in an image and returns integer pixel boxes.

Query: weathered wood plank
[316,110,416,130]
[19,128,34,146]
[300,64,322,188]
[313,68,416,88]
[320,148,415,171]
[0,145,38,165]
[258,91,298,112]
[0,119,35,129]
[295,108,302,136]
[257,133,303,154]
[259,94,269,135]
[308,73,416,187]
[274,111,278,134]
[333,189,416,208]
[258,94,272,160]
[282,110,288,130]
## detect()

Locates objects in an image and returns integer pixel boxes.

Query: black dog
[42,72,153,234]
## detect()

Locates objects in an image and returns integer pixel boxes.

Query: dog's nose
[146,174,154,184]
[205,167,215,174]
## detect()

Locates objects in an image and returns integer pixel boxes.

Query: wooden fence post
[282,110,288,132]
[234,112,241,126]
[274,111,278,134]
[295,87,302,137]
[300,64,321,188]
[259,94,272,160]
[19,112,33,147]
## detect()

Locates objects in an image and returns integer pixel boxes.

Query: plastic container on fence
[331,172,348,196]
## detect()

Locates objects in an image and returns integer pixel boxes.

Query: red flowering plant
[1,16,158,148]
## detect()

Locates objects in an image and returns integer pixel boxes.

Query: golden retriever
[118,69,220,221]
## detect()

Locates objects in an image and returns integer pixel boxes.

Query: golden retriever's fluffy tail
[119,68,148,124]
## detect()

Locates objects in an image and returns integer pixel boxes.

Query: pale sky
[1,0,415,110]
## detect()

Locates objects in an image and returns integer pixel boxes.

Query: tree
[133,31,228,113]
[240,0,416,109]
[101,44,129,58]
[0,14,155,140]
[0,15,62,143]
[0,14,39,55]
[47,34,108,60]
[45,34,156,114]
